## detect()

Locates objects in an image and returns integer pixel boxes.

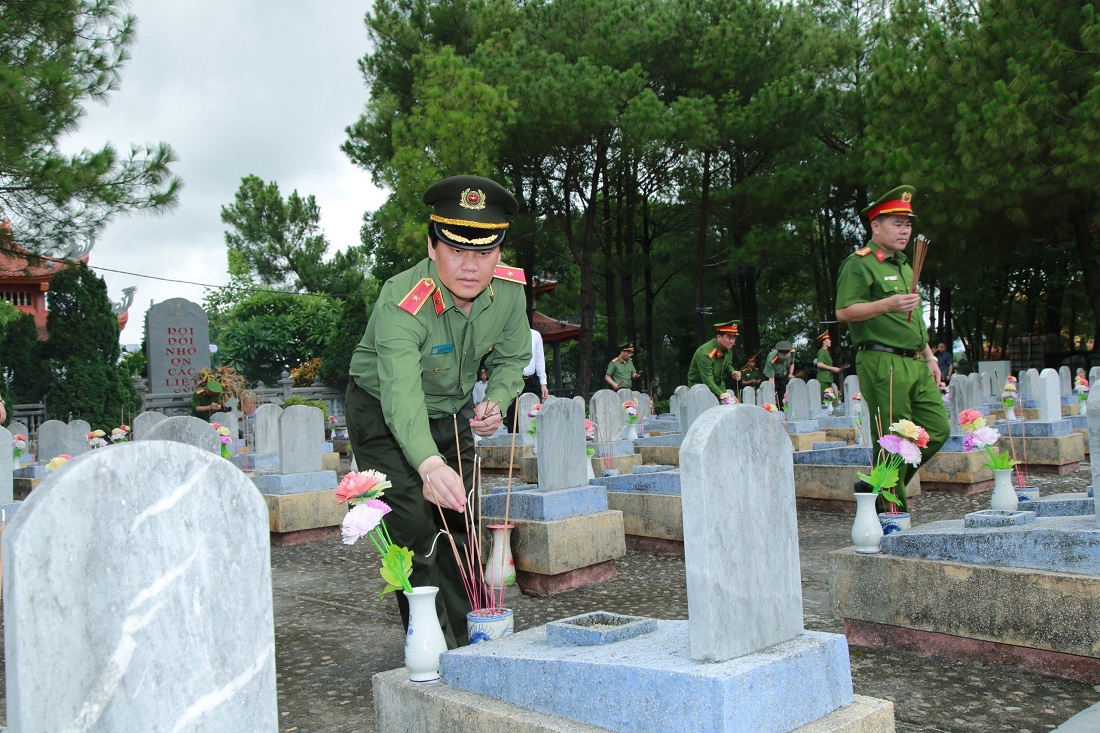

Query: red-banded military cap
[815,331,829,343]
[862,185,916,222]
[714,320,741,335]
[424,175,519,250]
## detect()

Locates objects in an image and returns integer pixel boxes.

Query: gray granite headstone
[145,298,212,396]
[680,405,803,662]
[843,375,860,416]
[859,400,873,445]
[3,442,278,731]
[1039,369,1062,422]
[144,416,220,454]
[979,372,993,401]
[515,393,541,436]
[1090,388,1100,495]
[758,381,776,408]
[8,421,29,443]
[0,425,12,504]
[535,399,587,491]
[965,373,982,404]
[37,420,69,463]
[541,394,558,407]
[1059,366,1072,397]
[680,384,719,437]
[590,389,625,442]
[254,404,282,454]
[949,380,970,435]
[786,378,809,421]
[571,395,585,412]
[806,379,822,411]
[1017,370,1032,401]
[741,386,756,407]
[671,385,689,421]
[280,405,323,474]
[68,419,91,456]
[1090,367,1100,391]
[1024,368,1040,401]
[217,398,240,442]
[132,411,167,440]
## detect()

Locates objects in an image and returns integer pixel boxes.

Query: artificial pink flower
[210,422,221,430]
[957,409,984,429]
[968,426,1000,449]
[897,439,922,467]
[914,427,930,449]
[219,435,232,445]
[585,419,594,438]
[878,434,902,455]
[341,500,391,545]
[336,469,389,504]
[527,404,541,417]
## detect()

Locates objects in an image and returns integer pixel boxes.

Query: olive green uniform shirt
[741,365,763,386]
[605,358,635,389]
[835,245,927,351]
[348,258,530,469]
[815,347,834,385]
[763,349,794,379]
[687,338,735,398]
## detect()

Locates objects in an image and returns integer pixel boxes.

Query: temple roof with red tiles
[532,310,580,342]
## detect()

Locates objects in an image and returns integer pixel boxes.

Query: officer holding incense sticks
[835,185,948,494]
[345,175,530,647]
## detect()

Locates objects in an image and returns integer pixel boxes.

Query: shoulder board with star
[854,247,872,257]
[708,348,722,359]
[397,278,436,316]
[493,264,526,284]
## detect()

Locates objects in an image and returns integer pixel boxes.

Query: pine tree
[43,264,140,427]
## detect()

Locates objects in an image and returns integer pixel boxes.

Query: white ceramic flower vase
[484,524,516,590]
[1081,400,1088,416]
[467,608,515,644]
[990,469,1019,512]
[1005,406,1016,421]
[404,586,448,683]
[624,423,639,440]
[852,493,884,554]
[585,457,596,481]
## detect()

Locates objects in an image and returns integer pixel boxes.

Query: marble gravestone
[8,421,29,443]
[679,384,719,438]
[68,420,92,456]
[37,420,73,463]
[948,380,971,435]
[571,395,585,412]
[131,411,167,440]
[143,415,220,455]
[843,375,860,416]
[1091,388,1100,503]
[0,425,12,504]
[280,405,323,474]
[3,442,278,731]
[590,389,625,443]
[535,399,588,491]
[680,405,803,661]
[758,381,776,409]
[515,393,541,436]
[806,379,822,411]
[786,378,809,421]
[1039,369,1062,422]
[254,404,283,454]
[1018,370,1035,403]
[1059,366,1072,397]
[145,298,212,396]
[1090,367,1100,391]
[671,385,689,421]
[741,386,756,407]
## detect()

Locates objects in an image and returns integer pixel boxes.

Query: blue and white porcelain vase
[467,608,515,644]
[404,586,447,683]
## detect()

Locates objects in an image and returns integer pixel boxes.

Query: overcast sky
[63,0,387,346]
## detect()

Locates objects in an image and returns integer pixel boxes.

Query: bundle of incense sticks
[907,234,930,323]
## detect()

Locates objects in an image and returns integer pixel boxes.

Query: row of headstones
[512,390,652,441]
[3,397,809,730]
[953,365,1099,403]
[673,378,853,424]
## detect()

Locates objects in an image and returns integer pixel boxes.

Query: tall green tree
[0,311,46,414]
[42,264,140,426]
[219,175,368,295]
[0,0,180,255]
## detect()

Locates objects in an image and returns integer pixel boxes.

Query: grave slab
[607,492,683,543]
[476,443,534,470]
[481,510,626,577]
[481,485,609,522]
[264,488,347,533]
[251,470,338,494]
[917,451,994,493]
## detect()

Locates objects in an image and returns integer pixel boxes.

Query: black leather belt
[859,343,920,359]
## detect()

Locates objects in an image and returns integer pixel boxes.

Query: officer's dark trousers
[345,380,476,648]
[504,374,541,432]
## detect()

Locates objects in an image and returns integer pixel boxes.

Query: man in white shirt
[505,328,549,431]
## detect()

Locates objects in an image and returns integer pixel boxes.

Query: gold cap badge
[459,188,487,210]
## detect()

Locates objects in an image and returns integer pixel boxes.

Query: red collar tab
[874,249,886,262]
[432,288,446,316]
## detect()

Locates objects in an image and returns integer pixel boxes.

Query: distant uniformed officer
[740,355,763,388]
[835,185,949,497]
[687,320,742,399]
[814,332,844,389]
[345,175,530,647]
[605,342,639,392]
[763,340,796,402]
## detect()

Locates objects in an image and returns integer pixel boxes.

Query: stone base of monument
[917,450,994,493]
[1019,492,1093,516]
[823,426,859,444]
[476,443,534,470]
[263,488,347,534]
[831,515,1100,683]
[788,431,827,451]
[372,621,894,733]
[989,407,1041,421]
[251,470,338,493]
[481,508,626,598]
[519,453,640,484]
[373,667,894,733]
[1062,402,1081,416]
[331,437,350,455]
[995,434,1084,474]
[321,451,340,471]
[231,451,278,471]
[13,477,43,501]
[793,466,920,512]
[608,493,684,553]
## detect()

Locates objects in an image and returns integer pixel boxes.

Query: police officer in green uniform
[836,185,949,501]
[814,332,843,389]
[740,355,763,388]
[345,175,530,648]
[687,320,743,399]
[605,343,639,392]
[763,340,796,403]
